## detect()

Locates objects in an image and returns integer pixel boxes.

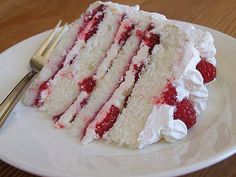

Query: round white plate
[0,23,236,177]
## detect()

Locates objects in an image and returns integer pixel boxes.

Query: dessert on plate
[22,1,217,149]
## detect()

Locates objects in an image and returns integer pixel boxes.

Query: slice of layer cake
[22,1,216,149]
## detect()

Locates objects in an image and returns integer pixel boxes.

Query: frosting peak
[138,104,187,149]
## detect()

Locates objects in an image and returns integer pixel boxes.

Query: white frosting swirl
[191,29,216,66]
[173,24,217,115]
[171,20,216,66]
[138,104,187,149]
[173,45,208,115]
[139,22,216,148]
[189,85,208,115]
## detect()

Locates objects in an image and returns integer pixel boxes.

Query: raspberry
[143,32,160,53]
[34,81,50,106]
[136,29,144,38]
[196,59,216,84]
[79,9,105,42]
[39,81,50,92]
[174,99,196,129]
[162,83,177,105]
[118,24,135,45]
[80,98,88,109]
[133,63,144,82]
[95,105,120,137]
[53,113,63,124]
[79,76,96,93]
[84,4,104,23]
[83,13,105,41]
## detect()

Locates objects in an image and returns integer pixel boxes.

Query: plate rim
[1,142,236,177]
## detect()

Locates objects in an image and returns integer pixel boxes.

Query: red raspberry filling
[53,113,65,128]
[133,63,144,82]
[79,76,96,93]
[34,60,64,106]
[92,26,161,137]
[79,12,105,42]
[65,5,106,65]
[95,105,120,137]
[136,29,144,39]
[146,24,155,31]
[80,98,88,109]
[34,81,50,106]
[34,6,105,107]
[143,32,160,53]
[117,24,135,45]
[53,113,63,123]
[123,63,144,108]
[84,4,105,23]
[69,113,77,123]
[162,83,177,105]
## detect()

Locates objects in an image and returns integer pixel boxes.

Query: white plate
[0,23,236,177]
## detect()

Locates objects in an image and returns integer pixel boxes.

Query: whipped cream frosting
[138,104,187,149]
[179,24,216,113]
[191,29,216,66]
[140,25,216,147]
[172,21,216,114]
[174,44,208,115]
[171,20,216,66]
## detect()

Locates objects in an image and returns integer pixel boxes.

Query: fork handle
[0,70,37,128]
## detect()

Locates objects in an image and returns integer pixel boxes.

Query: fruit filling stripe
[94,27,160,138]
[55,18,136,128]
[81,25,161,143]
[34,5,106,107]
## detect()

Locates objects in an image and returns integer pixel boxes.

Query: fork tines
[33,20,68,66]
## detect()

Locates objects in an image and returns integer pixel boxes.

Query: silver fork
[0,20,67,128]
